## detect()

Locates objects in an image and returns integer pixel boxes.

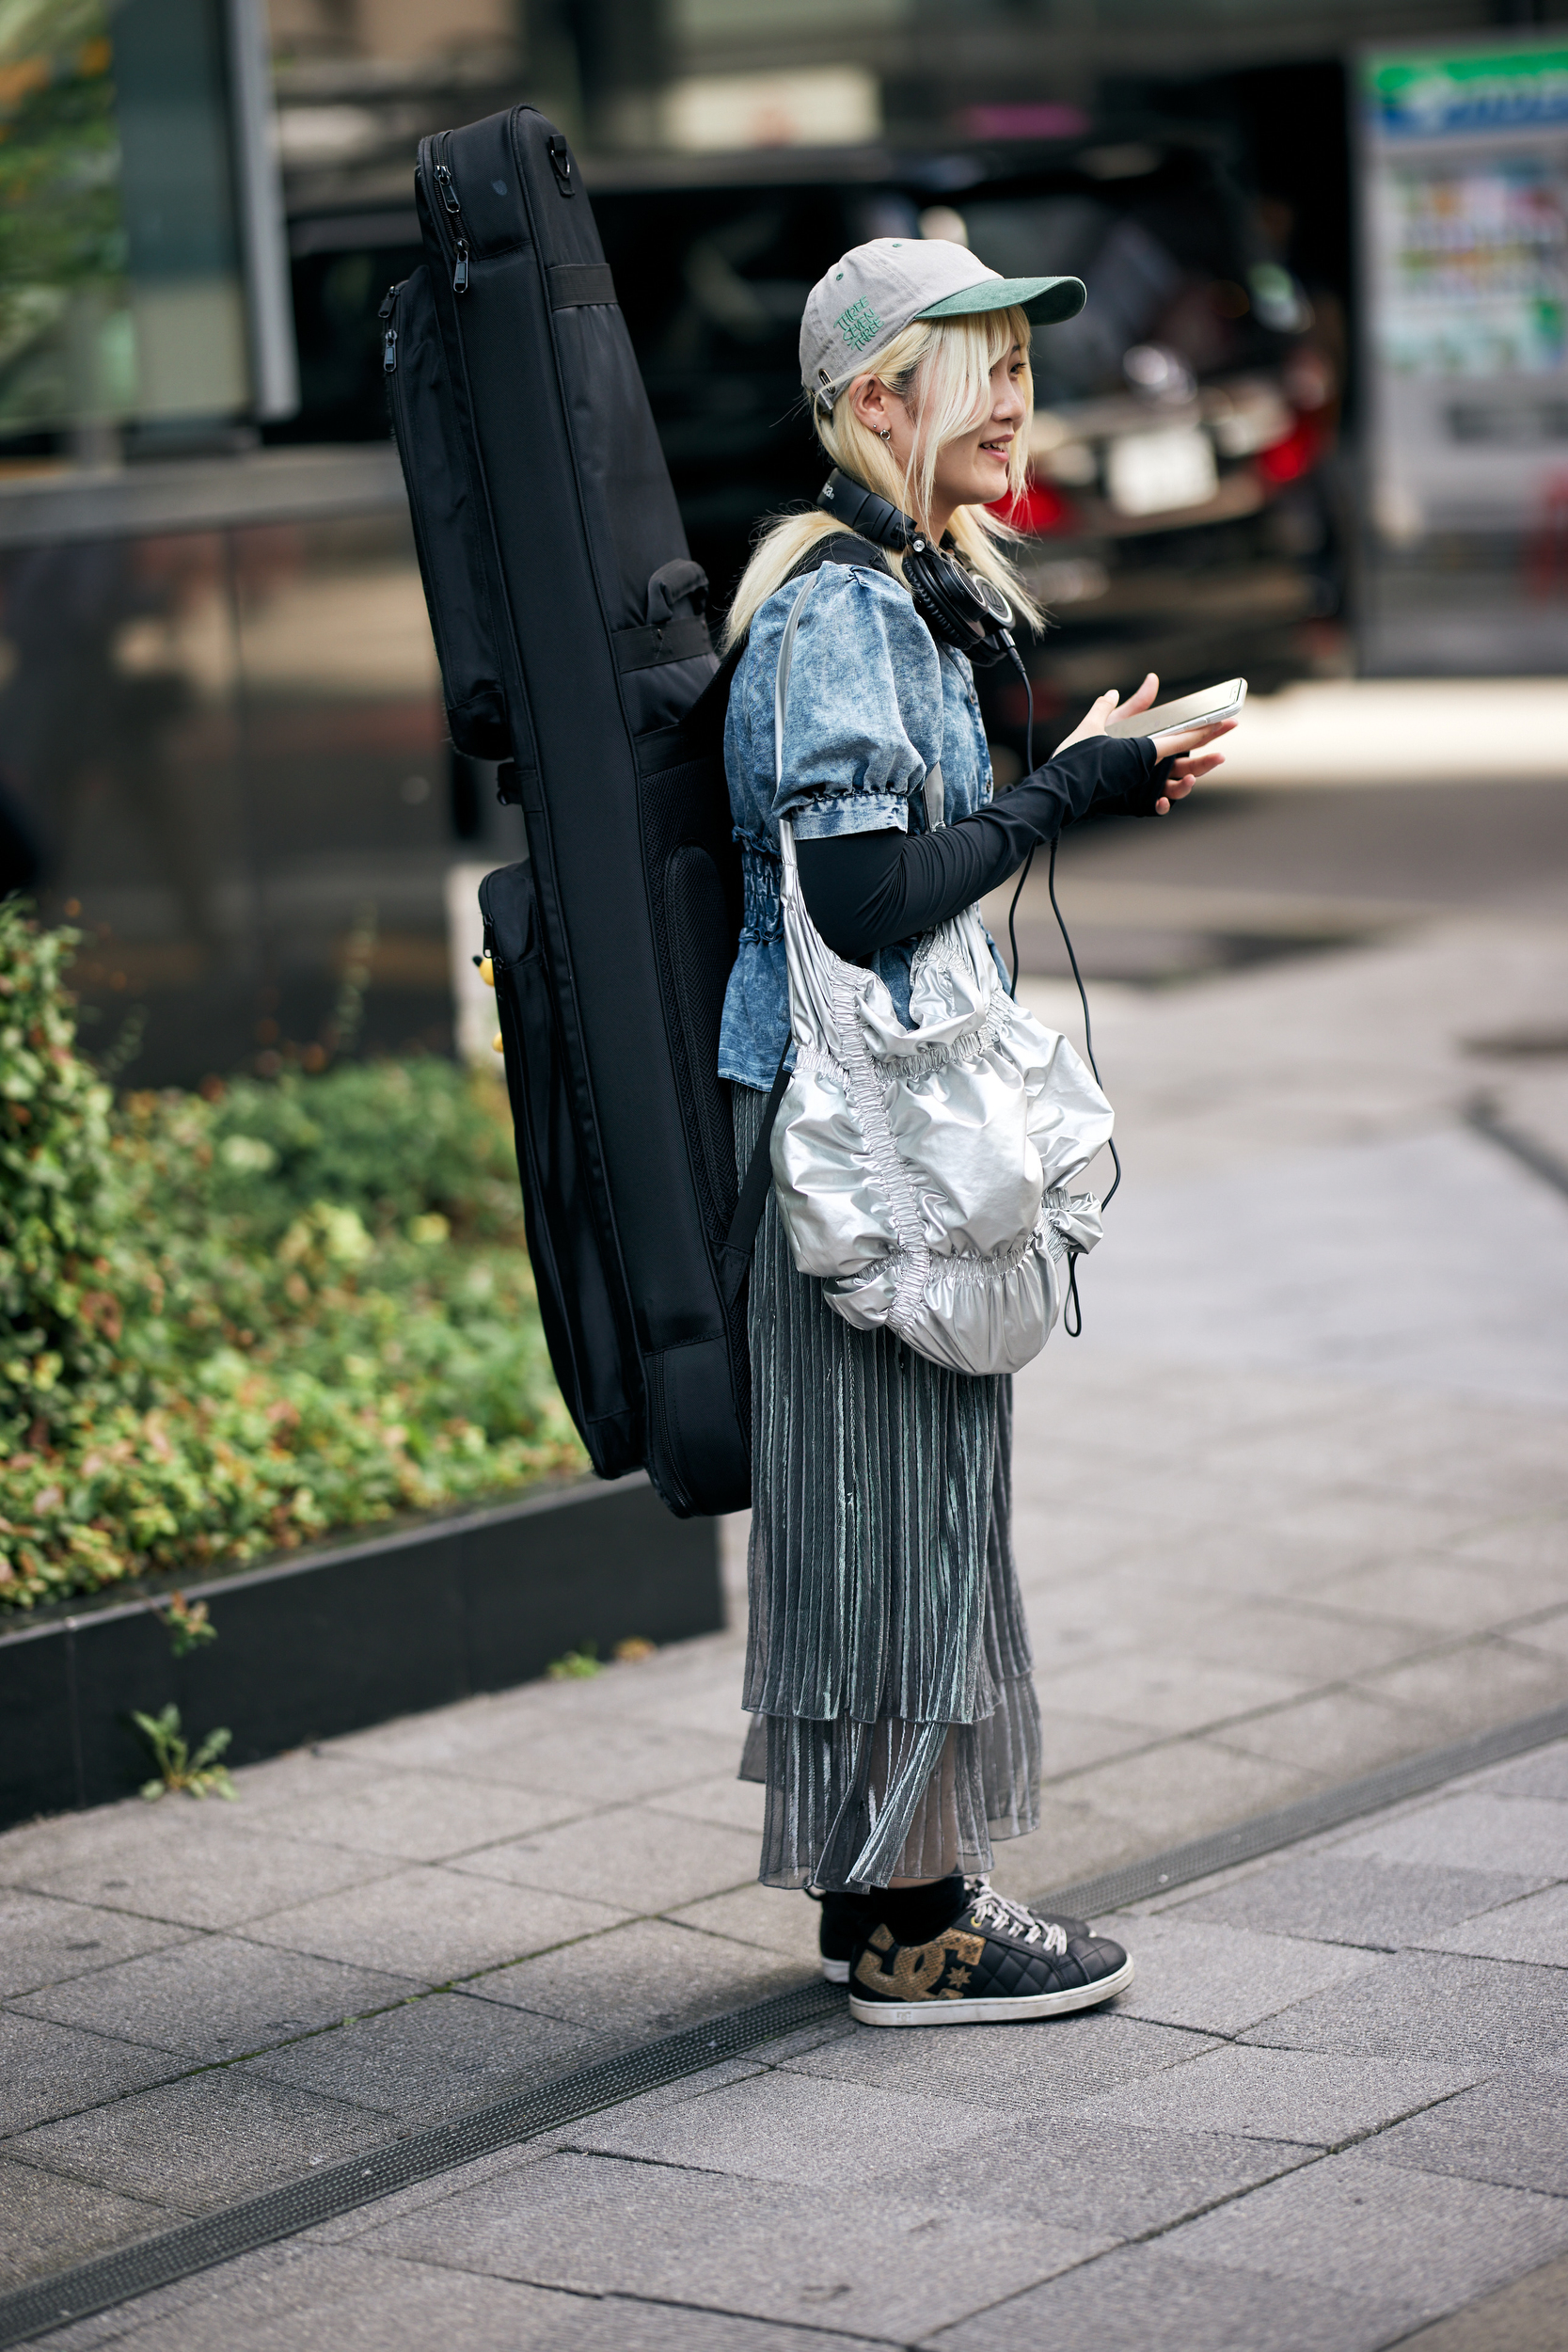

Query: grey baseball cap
[800,237,1086,412]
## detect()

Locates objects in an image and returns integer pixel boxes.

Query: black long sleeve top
[796,730,1164,962]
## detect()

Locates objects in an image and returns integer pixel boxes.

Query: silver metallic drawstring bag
[768,569,1114,1378]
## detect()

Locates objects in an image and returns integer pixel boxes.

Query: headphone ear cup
[903,548,963,649]
[905,543,1017,666]
[904,542,997,654]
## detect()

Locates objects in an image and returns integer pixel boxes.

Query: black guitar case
[381,106,752,1517]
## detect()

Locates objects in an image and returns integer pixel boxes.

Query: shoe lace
[966,1880,1068,1956]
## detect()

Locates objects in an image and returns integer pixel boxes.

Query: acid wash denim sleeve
[774,565,940,839]
[718,559,996,1093]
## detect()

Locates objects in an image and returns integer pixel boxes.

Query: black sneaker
[811,1877,1091,1988]
[847,1883,1132,2026]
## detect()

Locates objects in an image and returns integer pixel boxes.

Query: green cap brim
[917,274,1086,326]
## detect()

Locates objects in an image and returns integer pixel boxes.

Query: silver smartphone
[1105,676,1247,739]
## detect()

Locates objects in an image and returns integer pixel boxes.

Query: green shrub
[0,904,583,1612]
[0,903,147,1434]
[188,1059,523,1244]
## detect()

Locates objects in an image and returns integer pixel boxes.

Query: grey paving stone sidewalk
[2,834,1565,2338]
[24,1732,1568,2352]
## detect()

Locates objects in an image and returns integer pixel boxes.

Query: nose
[993,370,1026,425]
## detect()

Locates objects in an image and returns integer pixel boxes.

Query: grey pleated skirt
[733,1081,1041,1892]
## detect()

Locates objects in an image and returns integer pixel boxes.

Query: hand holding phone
[1107,676,1247,743]
[1056,671,1241,811]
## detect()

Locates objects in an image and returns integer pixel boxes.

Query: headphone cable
[1003,641,1035,999]
[1002,644,1122,1218]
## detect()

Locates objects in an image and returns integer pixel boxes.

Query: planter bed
[0,1476,722,1831]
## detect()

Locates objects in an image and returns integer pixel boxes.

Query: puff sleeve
[769,564,942,842]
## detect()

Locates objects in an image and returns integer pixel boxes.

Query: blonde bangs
[723,302,1043,651]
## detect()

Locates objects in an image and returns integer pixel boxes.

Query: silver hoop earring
[878,427,893,442]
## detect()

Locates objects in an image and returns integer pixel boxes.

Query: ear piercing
[878,427,893,441]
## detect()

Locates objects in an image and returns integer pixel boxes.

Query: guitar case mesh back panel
[387,105,750,1516]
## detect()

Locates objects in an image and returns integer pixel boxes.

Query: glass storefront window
[115,0,252,431]
[0,487,488,1086]
[0,0,274,452]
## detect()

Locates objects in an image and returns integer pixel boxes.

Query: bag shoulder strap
[718,562,832,1308]
[773,568,818,801]
[672,635,745,759]
[716,534,909,1307]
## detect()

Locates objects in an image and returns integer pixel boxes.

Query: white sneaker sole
[848,1954,1133,2026]
[820,1957,849,1984]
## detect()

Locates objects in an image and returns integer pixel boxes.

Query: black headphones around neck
[816,469,1017,668]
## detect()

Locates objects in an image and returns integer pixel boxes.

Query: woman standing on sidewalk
[718,240,1231,2026]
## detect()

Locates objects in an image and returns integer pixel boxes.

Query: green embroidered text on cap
[834,296,883,352]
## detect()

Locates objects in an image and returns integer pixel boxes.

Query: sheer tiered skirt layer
[733,1082,1040,1892]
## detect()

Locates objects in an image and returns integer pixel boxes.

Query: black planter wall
[0,1476,723,1831]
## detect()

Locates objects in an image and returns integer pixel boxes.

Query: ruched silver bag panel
[767,570,1113,1379]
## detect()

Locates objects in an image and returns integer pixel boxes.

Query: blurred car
[276,122,1343,764]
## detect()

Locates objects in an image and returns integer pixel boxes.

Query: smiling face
[929,343,1030,522]
[847,338,1030,540]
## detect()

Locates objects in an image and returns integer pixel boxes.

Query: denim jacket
[718,561,995,1091]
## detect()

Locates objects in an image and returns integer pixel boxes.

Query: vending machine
[1359,36,1568,665]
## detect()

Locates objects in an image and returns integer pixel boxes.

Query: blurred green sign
[1366,43,1568,141]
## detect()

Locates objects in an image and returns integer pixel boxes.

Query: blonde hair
[722,303,1043,652]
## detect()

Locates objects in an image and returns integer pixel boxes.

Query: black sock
[872,1870,968,1945]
